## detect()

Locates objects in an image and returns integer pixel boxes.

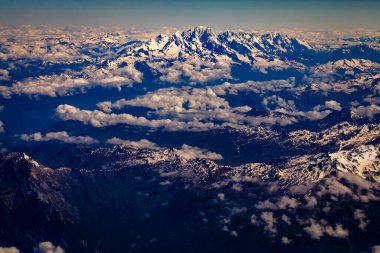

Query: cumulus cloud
[281,30,380,49]
[211,79,295,95]
[20,131,98,144]
[0,121,4,133]
[106,138,160,150]
[325,224,350,238]
[0,65,143,98]
[309,59,380,81]
[106,138,223,160]
[0,247,20,253]
[281,215,292,225]
[46,61,376,131]
[250,214,258,225]
[256,196,298,210]
[281,237,293,245]
[0,25,158,63]
[0,52,8,61]
[277,196,298,209]
[354,209,369,230]
[372,245,380,253]
[264,96,337,121]
[306,59,380,94]
[255,199,278,210]
[103,87,229,113]
[262,95,297,111]
[0,26,91,63]
[252,57,291,74]
[0,69,10,81]
[176,144,223,160]
[304,220,325,240]
[352,104,380,119]
[96,101,114,113]
[34,241,65,253]
[304,219,349,240]
[304,196,318,209]
[156,58,231,84]
[94,83,301,130]
[56,104,217,131]
[59,100,299,132]
[319,100,342,111]
[261,212,277,234]
[315,173,380,203]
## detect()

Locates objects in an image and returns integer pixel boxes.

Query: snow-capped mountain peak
[114,26,313,64]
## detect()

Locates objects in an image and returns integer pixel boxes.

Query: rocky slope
[1,134,379,252]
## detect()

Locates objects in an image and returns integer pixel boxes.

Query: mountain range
[0,26,379,253]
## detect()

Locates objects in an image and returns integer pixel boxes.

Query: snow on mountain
[4,141,379,196]
[330,145,380,181]
[113,26,312,65]
[286,122,380,150]
[73,125,380,190]
[310,58,380,79]
[1,125,379,252]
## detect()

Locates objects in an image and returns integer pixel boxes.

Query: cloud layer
[21,131,98,144]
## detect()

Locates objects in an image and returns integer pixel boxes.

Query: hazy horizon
[0,0,379,31]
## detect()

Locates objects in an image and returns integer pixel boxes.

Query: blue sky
[0,0,379,30]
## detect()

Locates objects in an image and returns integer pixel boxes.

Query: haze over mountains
[0,26,379,253]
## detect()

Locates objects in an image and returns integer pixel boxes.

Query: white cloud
[0,69,10,81]
[277,196,298,209]
[354,209,368,230]
[311,100,341,112]
[20,131,98,144]
[94,83,300,130]
[281,215,292,225]
[304,219,349,240]
[106,138,159,150]
[304,196,318,209]
[0,65,142,98]
[231,207,247,215]
[0,27,90,63]
[281,237,293,245]
[306,59,380,95]
[96,101,113,113]
[250,214,258,225]
[156,58,231,84]
[0,52,8,61]
[0,121,4,133]
[176,144,223,160]
[304,220,325,240]
[372,245,380,253]
[256,199,278,210]
[325,224,349,238]
[315,173,380,203]
[103,87,229,114]
[0,247,19,253]
[352,104,380,119]
[263,95,297,111]
[252,57,291,74]
[63,99,300,131]
[280,30,380,49]
[106,138,223,160]
[56,104,217,131]
[211,79,295,95]
[255,196,298,210]
[261,211,277,234]
[0,25,152,63]
[34,241,65,253]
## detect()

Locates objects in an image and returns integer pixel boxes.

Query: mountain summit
[115,26,311,63]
